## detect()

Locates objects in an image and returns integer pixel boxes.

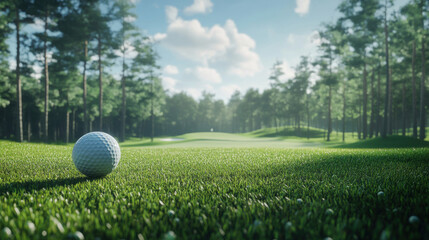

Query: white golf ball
[72,132,121,177]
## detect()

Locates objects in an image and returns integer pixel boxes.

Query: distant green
[1,137,428,239]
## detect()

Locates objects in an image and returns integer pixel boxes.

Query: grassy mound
[334,135,429,148]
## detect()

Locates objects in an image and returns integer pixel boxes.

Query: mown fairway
[1,138,429,239]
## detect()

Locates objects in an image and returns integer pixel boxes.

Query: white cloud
[309,72,319,90]
[152,33,167,42]
[295,0,310,16]
[184,0,213,15]
[156,10,261,78]
[90,55,99,62]
[203,84,214,92]
[220,84,241,99]
[279,61,295,80]
[29,17,57,31]
[212,20,261,77]
[162,76,178,93]
[31,65,43,79]
[114,41,137,59]
[185,66,222,83]
[29,18,44,31]
[124,16,136,23]
[166,6,178,23]
[161,18,229,63]
[35,51,55,64]
[8,59,16,70]
[164,65,179,75]
[186,88,202,99]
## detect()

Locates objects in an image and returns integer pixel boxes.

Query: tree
[197,92,215,132]
[56,0,99,134]
[316,26,341,141]
[0,2,14,134]
[418,0,427,140]
[113,0,137,142]
[228,91,242,133]
[400,2,420,138]
[338,0,380,139]
[381,0,393,138]
[240,89,261,132]
[163,93,197,135]
[268,61,285,132]
[30,0,62,141]
[288,56,311,134]
[2,0,33,142]
[130,36,163,141]
[88,2,114,131]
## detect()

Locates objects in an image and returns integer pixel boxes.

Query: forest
[0,0,427,143]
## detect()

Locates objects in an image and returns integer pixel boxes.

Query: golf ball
[72,132,121,177]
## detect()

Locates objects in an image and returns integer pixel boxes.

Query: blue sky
[132,0,345,101]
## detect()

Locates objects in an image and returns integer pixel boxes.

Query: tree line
[0,0,427,143]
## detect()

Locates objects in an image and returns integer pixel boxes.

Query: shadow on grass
[251,127,325,139]
[122,138,291,148]
[121,138,247,148]
[120,139,195,148]
[0,176,98,195]
[332,136,429,149]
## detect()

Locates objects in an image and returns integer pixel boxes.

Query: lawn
[0,134,428,239]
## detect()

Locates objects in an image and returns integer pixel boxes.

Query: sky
[130,0,347,101]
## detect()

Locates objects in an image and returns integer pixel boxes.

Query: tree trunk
[72,109,75,140]
[120,33,126,142]
[342,80,346,142]
[15,7,23,142]
[83,40,88,133]
[382,1,390,138]
[388,68,393,135]
[66,111,69,144]
[376,66,381,137]
[54,123,57,142]
[44,9,49,142]
[98,35,103,131]
[358,102,361,140]
[38,121,41,139]
[307,95,310,140]
[275,117,278,133]
[150,71,154,142]
[327,85,332,141]
[402,74,406,136]
[369,69,375,138]
[27,114,31,142]
[297,112,300,135]
[363,62,368,139]
[412,40,417,138]
[419,30,426,140]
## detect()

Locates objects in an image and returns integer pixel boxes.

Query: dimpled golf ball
[72,132,121,177]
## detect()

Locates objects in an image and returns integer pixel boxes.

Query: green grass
[1,138,428,239]
[334,135,429,148]
[246,126,360,144]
